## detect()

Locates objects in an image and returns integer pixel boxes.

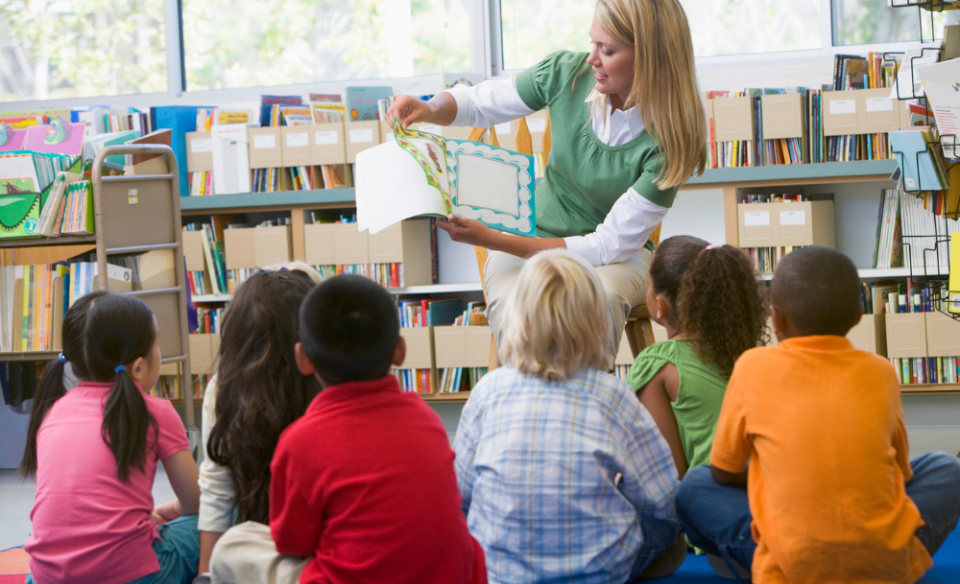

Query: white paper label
[780,210,807,226]
[866,97,893,112]
[285,132,309,148]
[829,99,856,115]
[315,130,339,145]
[744,211,770,226]
[527,118,547,132]
[190,139,212,153]
[253,134,277,149]
[419,124,442,135]
[495,122,512,135]
[349,128,374,143]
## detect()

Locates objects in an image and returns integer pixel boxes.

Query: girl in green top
[627,236,767,477]
[387,0,708,365]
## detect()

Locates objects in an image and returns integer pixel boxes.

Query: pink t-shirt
[25,381,190,584]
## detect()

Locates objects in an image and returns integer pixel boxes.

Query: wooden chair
[468,112,659,371]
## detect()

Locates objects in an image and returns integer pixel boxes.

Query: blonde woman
[453,250,683,583]
[388,0,707,364]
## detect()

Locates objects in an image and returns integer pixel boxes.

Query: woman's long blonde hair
[595,0,707,188]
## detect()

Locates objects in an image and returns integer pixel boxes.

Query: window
[182,0,472,91]
[0,0,167,102]
[499,0,822,72]
[832,0,947,46]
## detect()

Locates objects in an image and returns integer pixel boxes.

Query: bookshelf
[0,145,195,428]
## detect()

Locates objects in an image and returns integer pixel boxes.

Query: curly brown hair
[650,236,768,378]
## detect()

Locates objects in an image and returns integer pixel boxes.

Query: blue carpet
[653,528,960,582]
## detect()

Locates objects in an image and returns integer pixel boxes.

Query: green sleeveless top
[515,51,678,238]
[625,339,727,469]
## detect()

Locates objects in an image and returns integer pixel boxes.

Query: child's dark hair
[207,269,321,524]
[651,235,768,377]
[771,246,860,337]
[299,274,399,386]
[20,292,159,482]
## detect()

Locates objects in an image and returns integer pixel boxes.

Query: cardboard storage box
[847,313,887,356]
[886,313,928,359]
[434,326,492,369]
[738,200,835,248]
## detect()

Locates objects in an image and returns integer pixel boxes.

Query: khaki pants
[210,521,308,584]
[483,247,653,370]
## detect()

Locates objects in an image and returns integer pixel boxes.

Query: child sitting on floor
[676,246,960,583]
[454,250,683,584]
[22,291,200,584]
[196,264,323,578]
[210,274,486,584]
[627,236,767,477]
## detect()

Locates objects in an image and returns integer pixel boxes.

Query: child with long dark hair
[196,265,322,576]
[21,291,200,584]
[626,236,767,478]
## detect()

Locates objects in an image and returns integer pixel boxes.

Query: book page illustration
[446,140,535,236]
[394,122,452,213]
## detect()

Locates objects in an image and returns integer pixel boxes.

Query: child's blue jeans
[27,514,200,584]
[675,452,960,580]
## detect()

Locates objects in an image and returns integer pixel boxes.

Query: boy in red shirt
[210,275,486,584]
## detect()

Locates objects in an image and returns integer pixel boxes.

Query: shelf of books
[685,159,897,189]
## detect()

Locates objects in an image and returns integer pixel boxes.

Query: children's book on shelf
[211,124,253,195]
[917,56,960,159]
[345,86,393,121]
[890,130,948,191]
[356,120,536,237]
[396,298,434,393]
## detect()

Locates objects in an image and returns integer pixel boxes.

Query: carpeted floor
[2,528,958,582]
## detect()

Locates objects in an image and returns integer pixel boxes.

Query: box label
[780,210,806,225]
[190,139,212,153]
[253,134,277,149]
[419,124,442,135]
[743,211,770,226]
[285,132,309,148]
[349,128,374,143]
[866,97,893,112]
[829,99,856,115]
[495,122,512,135]
[315,130,339,145]
[527,118,547,132]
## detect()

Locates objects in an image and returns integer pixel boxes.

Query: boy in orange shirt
[675,246,960,583]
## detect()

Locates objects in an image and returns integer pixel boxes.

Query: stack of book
[437,302,488,394]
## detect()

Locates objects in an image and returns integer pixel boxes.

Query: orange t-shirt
[711,335,932,584]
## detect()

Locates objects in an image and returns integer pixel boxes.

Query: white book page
[356,141,447,234]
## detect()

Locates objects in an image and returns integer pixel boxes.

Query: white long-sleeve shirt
[198,377,236,532]
[447,78,669,266]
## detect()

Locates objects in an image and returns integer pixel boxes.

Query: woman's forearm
[424,92,459,126]
[488,231,566,259]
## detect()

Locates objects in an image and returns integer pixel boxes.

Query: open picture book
[356,121,536,236]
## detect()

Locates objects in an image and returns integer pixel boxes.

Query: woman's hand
[436,215,497,248]
[152,499,182,525]
[387,96,435,129]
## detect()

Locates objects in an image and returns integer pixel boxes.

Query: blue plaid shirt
[454,366,679,584]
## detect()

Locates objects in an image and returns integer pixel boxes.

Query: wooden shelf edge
[901,384,960,393]
[683,160,897,189]
[0,351,60,362]
[0,235,96,249]
[180,188,356,215]
[421,392,471,403]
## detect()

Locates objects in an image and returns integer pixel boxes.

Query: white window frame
[0,0,948,110]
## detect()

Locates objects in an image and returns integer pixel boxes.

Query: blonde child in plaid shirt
[454,250,684,584]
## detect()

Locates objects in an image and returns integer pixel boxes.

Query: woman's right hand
[387,95,436,129]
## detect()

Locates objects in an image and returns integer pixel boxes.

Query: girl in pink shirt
[20,291,201,584]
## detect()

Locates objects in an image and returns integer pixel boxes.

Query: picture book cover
[356,121,536,237]
[345,86,394,121]
[0,123,27,153]
[23,121,85,156]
